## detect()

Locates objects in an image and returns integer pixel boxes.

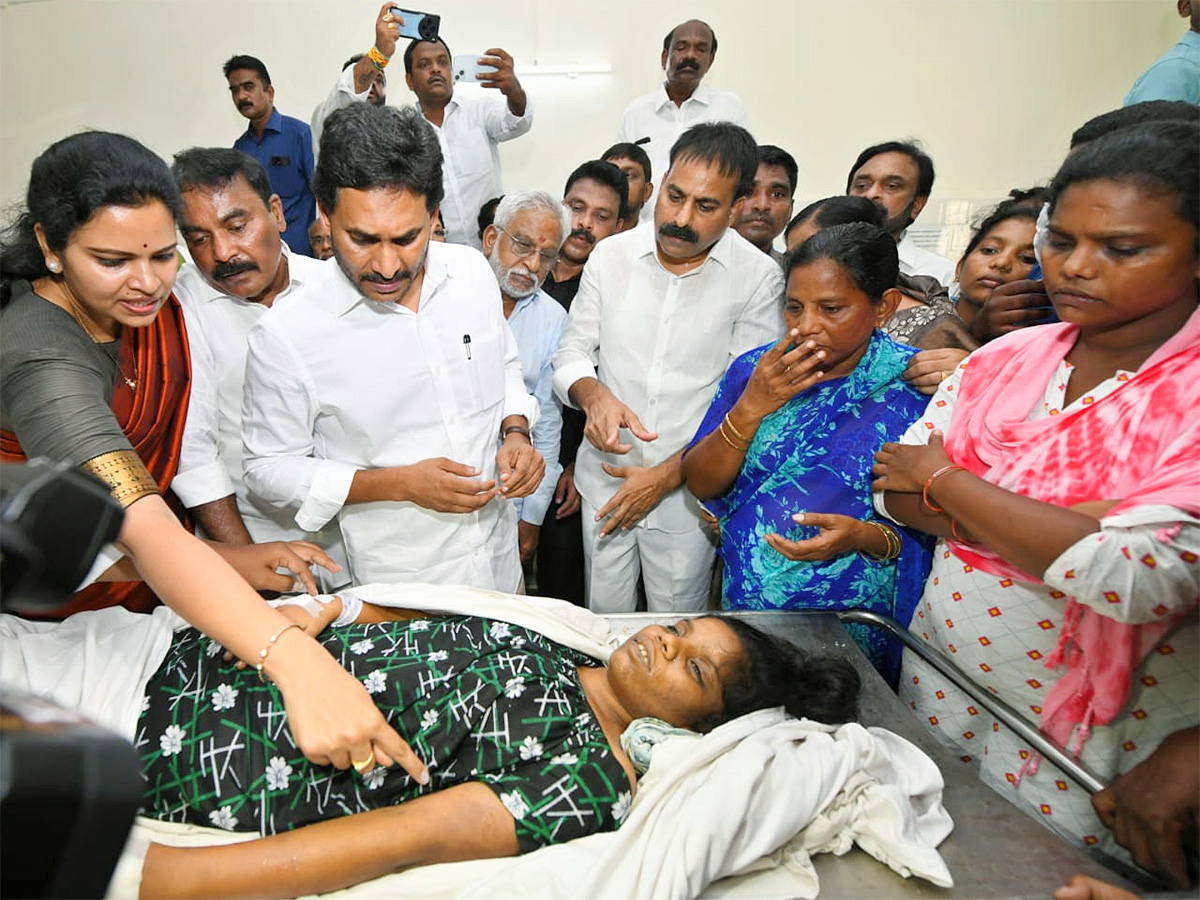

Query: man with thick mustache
[225,54,317,257]
[616,20,750,224]
[170,148,348,587]
[552,123,782,614]
[242,104,542,591]
[734,145,797,265]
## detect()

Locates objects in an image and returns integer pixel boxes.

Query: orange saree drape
[1,295,192,618]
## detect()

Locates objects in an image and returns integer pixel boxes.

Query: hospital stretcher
[606,610,1147,899]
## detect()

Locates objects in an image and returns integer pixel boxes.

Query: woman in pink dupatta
[872,121,1199,890]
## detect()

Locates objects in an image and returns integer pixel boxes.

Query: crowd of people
[0,3,1197,898]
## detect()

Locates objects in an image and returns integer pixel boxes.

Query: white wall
[0,0,1184,231]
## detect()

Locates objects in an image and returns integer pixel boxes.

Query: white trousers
[580,498,715,614]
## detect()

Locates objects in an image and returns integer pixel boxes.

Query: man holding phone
[310,5,533,250]
[404,31,532,249]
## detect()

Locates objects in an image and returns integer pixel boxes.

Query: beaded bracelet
[255,623,303,683]
[922,464,965,514]
[367,46,389,70]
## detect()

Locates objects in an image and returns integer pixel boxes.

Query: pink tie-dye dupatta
[940,305,1200,752]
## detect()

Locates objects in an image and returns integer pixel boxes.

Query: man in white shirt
[242,104,543,591]
[616,20,750,224]
[404,35,531,249]
[169,148,348,586]
[846,140,956,286]
[310,3,394,156]
[553,123,783,614]
[480,191,571,568]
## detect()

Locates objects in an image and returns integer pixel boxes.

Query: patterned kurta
[138,616,632,852]
[882,358,1200,865]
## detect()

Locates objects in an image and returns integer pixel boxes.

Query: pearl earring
[47,259,61,273]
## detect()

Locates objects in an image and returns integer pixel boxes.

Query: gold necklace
[65,295,138,391]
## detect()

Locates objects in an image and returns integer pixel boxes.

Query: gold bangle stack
[859,520,901,564]
[717,413,752,452]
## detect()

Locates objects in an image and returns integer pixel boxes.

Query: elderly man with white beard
[481,191,571,567]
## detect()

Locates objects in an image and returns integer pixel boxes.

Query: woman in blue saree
[683,223,933,679]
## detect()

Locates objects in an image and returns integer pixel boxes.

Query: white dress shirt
[420,91,534,249]
[172,250,349,578]
[552,222,783,532]
[616,83,751,223]
[896,230,956,287]
[241,241,538,591]
[505,288,566,527]
[310,65,368,159]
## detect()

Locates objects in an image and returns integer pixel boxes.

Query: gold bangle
[79,449,160,508]
[367,46,389,70]
[723,413,752,446]
[716,420,744,452]
[860,520,901,563]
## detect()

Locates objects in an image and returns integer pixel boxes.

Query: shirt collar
[416,96,460,122]
[654,81,712,111]
[508,287,549,318]
[244,108,284,140]
[635,219,735,271]
[332,240,452,316]
[187,243,299,306]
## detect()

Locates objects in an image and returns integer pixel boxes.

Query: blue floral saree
[686,331,933,679]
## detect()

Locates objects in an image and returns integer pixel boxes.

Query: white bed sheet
[0,583,954,899]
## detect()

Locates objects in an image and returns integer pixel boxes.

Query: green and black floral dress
[138,615,632,852]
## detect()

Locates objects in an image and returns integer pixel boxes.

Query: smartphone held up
[389,7,440,42]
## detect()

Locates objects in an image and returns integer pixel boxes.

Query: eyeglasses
[498,227,558,269]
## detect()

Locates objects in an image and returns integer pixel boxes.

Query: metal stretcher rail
[837,609,1107,794]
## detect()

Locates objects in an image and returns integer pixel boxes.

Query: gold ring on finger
[939,370,950,382]
[353,755,374,773]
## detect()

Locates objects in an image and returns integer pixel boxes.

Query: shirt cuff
[170,461,236,509]
[504,390,539,431]
[295,460,358,532]
[520,461,561,525]
[552,360,597,409]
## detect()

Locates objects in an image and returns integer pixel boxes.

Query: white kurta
[552,223,781,610]
[896,230,956,287]
[616,83,750,223]
[553,223,782,534]
[241,241,538,591]
[420,91,534,248]
[173,251,349,582]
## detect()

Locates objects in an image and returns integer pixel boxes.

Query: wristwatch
[501,424,531,440]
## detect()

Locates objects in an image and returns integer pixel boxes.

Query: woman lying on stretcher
[129,597,860,899]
